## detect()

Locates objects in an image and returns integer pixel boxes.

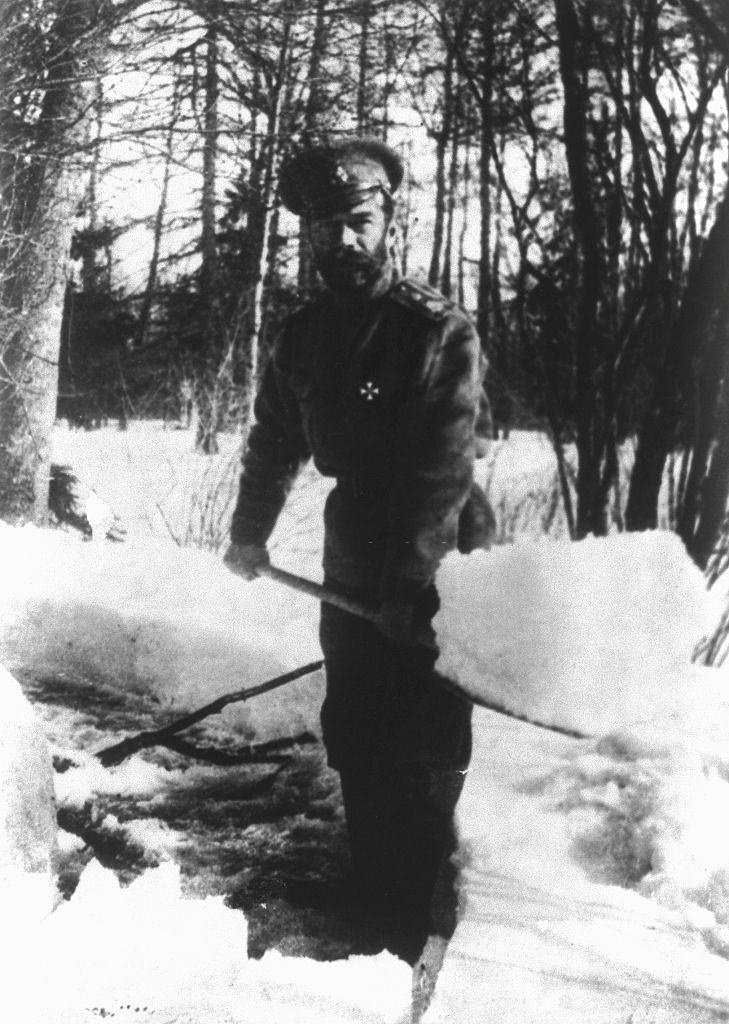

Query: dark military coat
[231,278,484,603]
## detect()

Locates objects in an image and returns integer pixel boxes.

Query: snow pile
[435,531,722,735]
[24,860,248,1015]
[424,712,729,1024]
[250,950,410,1024]
[425,533,729,1022]
[0,524,323,741]
[4,859,410,1024]
[0,664,58,924]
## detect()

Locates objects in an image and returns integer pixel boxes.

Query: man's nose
[341,223,360,249]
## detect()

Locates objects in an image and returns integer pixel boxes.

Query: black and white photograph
[2,1,729,1021]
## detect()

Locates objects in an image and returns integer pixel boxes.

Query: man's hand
[376,599,416,647]
[223,542,270,581]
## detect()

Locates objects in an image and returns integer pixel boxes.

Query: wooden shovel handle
[258,563,382,624]
[258,563,438,652]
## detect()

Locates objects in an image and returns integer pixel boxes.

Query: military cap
[279,138,404,217]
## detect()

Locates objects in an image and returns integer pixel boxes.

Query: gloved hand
[223,542,270,581]
[376,599,416,647]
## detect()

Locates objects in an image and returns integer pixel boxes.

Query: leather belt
[336,474,389,501]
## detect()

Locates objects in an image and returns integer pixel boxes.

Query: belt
[336,473,389,501]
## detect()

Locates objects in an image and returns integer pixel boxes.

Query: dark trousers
[319,584,472,963]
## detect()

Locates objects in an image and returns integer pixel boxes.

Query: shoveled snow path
[425,712,729,1023]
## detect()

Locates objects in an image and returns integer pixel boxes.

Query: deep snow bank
[426,532,729,1023]
[0,524,324,742]
[424,710,729,1024]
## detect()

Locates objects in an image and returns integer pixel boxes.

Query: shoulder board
[390,278,453,321]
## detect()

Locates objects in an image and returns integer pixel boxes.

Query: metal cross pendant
[359,380,380,402]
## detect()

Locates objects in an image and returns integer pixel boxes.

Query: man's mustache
[321,248,378,269]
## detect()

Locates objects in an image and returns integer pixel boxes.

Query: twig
[149,730,317,766]
[95,659,324,767]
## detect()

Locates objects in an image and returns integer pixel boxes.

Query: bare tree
[626,2,729,567]
[194,9,223,453]
[0,0,132,523]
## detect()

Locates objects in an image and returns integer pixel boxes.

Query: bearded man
[224,138,492,964]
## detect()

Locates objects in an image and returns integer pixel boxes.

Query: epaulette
[389,278,453,321]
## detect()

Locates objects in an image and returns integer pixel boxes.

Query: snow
[434,531,723,736]
[51,419,329,571]
[4,858,411,1024]
[0,665,58,924]
[2,423,729,1022]
[422,714,729,1023]
[53,752,174,804]
[51,420,572,567]
[425,533,729,1023]
[0,523,323,743]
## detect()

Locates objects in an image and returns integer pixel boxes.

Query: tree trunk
[247,3,293,415]
[0,176,78,523]
[79,78,104,294]
[0,0,106,524]
[196,15,222,455]
[429,49,453,288]
[457,138,471,308]
[477,6,494,349]
[356,0,372,132]
[555,0,608,537]
[441,92,460,299]
[626,181,729,541]
[399,139,415,276]
[684,372,729,568]
[298,0,329,295]
[138,80,179,349]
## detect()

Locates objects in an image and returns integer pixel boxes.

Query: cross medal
[359,380,379,402]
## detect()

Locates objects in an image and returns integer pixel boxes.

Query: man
[224,138,492,964]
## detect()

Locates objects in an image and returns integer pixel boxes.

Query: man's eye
[311,222,336,236]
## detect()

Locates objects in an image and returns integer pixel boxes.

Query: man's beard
[316,247,390,298]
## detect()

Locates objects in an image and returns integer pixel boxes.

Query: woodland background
[2,0,729,565]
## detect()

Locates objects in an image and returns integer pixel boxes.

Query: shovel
[258,562,587,740]
[258,563,384,626]
[97,563,586,768]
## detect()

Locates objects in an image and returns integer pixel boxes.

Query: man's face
[307,191,391,296]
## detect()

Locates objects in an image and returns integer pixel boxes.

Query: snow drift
[0,524,324,743]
